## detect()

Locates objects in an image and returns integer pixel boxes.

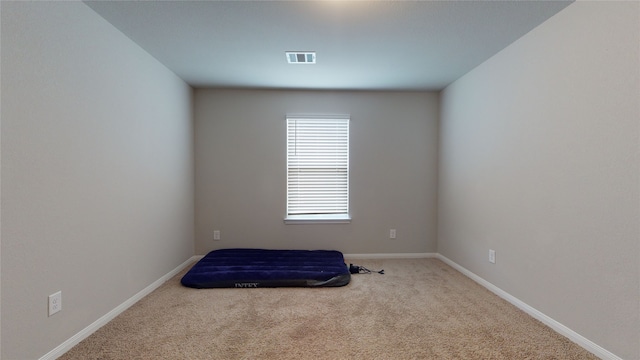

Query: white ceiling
[85,0,573,91]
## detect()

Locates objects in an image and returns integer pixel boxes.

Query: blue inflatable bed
[181,248,351,288]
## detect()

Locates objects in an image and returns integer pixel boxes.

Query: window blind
[286,116,349,217]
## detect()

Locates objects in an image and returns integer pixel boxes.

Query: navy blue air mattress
[181,248,351,288]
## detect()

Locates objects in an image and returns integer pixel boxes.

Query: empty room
[1,1,638,359]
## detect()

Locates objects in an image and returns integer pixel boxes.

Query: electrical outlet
[213,230,220,241]
[48,291,62,316]
[389,229,396,239]
[489,249,496,264]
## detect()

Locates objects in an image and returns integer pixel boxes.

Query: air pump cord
[349,264,384,275]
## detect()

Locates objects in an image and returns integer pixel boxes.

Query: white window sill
[284,214,351,224]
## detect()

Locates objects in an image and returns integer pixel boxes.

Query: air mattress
[181,248,351,288]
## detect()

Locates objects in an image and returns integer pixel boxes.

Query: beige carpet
[60,258,597,359]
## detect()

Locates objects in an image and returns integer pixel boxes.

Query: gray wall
[438,2,639,359]
[1,2,194,359]
[194,89,439,255]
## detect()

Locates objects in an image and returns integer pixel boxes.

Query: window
[286,115,350,223]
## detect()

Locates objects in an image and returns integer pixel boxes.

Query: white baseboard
[435,254,622,360]
[344,252,437,259]
[40,253,620,360]
[39,256,199,360]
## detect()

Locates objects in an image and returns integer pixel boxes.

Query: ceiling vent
[286,52,316,64]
